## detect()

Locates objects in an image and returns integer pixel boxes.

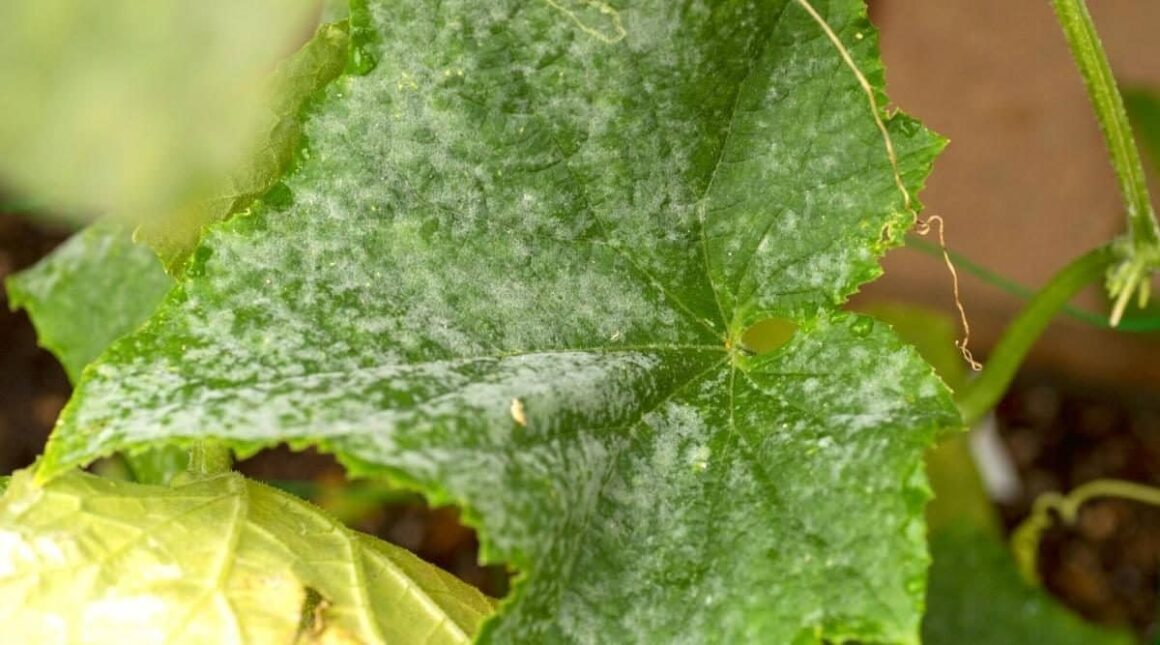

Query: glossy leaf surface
[43,1,957,641]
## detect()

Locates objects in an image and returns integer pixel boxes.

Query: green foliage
[5,223,187,484]
[923,524,1134,645]
[14,0,1143,642]
[871,303,1137,643]
[6,224,172,384]
[0,469,494,643]
[863,303,997,535]
[22,0,967,641]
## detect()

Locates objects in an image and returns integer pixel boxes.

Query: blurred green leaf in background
[1124,88,1160,171]
[0,0,321,225]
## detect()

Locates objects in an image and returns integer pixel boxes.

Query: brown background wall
[858,0,1160,388]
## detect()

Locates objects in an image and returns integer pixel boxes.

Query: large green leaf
[42,0,957,641]
[0,0,319,225]
[0,469,494,643]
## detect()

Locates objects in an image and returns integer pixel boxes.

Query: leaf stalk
[1051,0,1159,249]
[187,443,232,479]
[954,245,1116,427]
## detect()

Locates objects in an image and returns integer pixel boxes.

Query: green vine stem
[1051,0,1160,326]
[955,245,1115,427]
[1051,0,1158,248]
[949,0,1159,425]
[1011,479,1160,586]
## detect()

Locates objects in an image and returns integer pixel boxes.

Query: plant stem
[955,245,1115,427]
[187,443,232,478]
[1051,0,1159,248]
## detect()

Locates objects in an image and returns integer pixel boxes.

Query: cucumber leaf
[7,16,351,483]
[5,223,186,484]
[0,469,494,643]
[42,0,958,641]
[6,224,172,384]
[868,304,1134,643]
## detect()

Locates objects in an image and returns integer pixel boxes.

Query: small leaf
[0,469,495,643]
[6,223,172,384]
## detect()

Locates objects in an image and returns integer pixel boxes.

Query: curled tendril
[1011,479,1160,586]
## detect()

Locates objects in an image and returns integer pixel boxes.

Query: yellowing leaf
[0,470,494,643]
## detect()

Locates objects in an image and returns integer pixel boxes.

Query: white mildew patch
[719,315,948,640]
[549,312,953,643]
[699,0,939,330]
[554,368,733,643]
[61,348,723,480]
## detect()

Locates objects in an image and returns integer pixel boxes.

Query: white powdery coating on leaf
[48,1,958,643]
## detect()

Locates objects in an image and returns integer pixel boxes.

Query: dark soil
[2,211,1157,635]
[0,213,70,474]
[995,375,1160,639]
